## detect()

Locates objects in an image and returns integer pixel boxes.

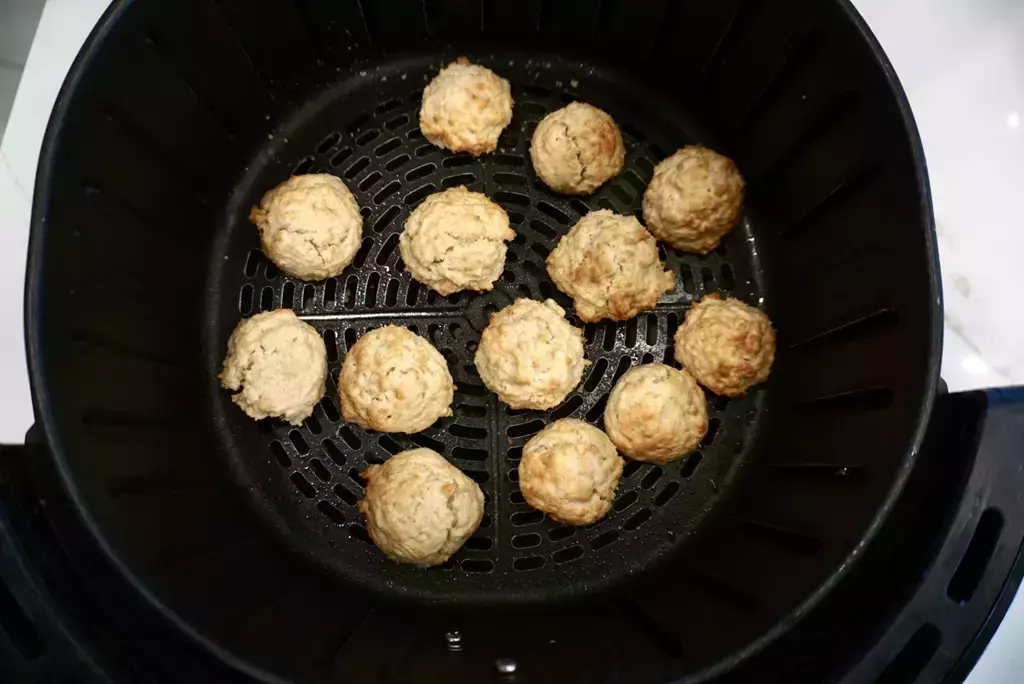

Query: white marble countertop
[0,0,1020,681]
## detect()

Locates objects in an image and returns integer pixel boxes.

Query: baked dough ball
[219,310,327,425]
[249,174,363,280]
[547,209,675,322]
[674,294,775,396]
[519,419,623,526]
[643,146,744,254]
[339,326,454,433]
[530,102,625,194]
[604,364,707,464]
[419,57,513,156]
[358,449,484,566]
[474,299,587,410]
[400,186,515,295]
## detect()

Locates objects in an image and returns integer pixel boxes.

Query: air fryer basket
[26,0,940,681]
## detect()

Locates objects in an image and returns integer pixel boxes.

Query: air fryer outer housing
[13,1,1021,683]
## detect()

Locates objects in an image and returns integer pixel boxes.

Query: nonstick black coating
[207,52,771,604]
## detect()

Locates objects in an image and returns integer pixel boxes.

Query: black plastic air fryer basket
[8,0,1024,682]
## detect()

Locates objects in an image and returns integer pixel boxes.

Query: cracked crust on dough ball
[339,326,454,433]
[604,364,707,464]
[249,174,363,280]
[474,299,588,410]
[419,57,513,156]
[519,419,623,526]
[643,146,744,254]
[400,186,515,295]
[674,294,775,396]
[530,102,625,194]
[359,448,484,566]
[547,209,675,322]
[219,310,327,425]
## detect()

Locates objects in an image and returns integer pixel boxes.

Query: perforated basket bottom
[207,52,770,605]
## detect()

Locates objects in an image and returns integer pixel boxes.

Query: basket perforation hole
[349,524,373,545]
[493,154,525,167]
[299,284,314,310]
[644,314,659,346]
[701,417,720,446]
[511,511,544,527]
[465,536,493,551]
[625,318,639,348]
[622,170,646,194]
[330,147,353,167]
[374,181,402,204]
[536,201,570,225]
[602,322,619,351]
[550,395,583,420]
[323,438,346,465]
[405,184,437,205]
[494,190,530,206]
[305,414,323,435]
[512,532,541,548]
[294,157,314,174]
[461,559,495,573]
[318,501,346,525]
[548,526,576,542]
[720,263,736,290]
[344,156,370,179]
[442,154,475,168]
[591,529,619,550]
[321,399,340,423]
[641,467,664,490]
[452,446,488,462]
[353,237,373,268]
[347,467,368,488]
[281,281,295,309]
[538,280,556,300]
[609,183,633,206]
[260,287,274,311]
[681,268,696,295]
[385,113,409,130]
[270,441,291,468]
[509,490,526,504]
[364,272,380,306]
[405,279,421,305]
[262,260,279,280]
[310,458,331,482]
[598,198,615,211]
[355,129,380,146]
[384,279,399,306]
[507,446,523,462]
[343,277,358,308]
[238,284,254,314]
[375,234,400,265]
[715,395,730,411]
[449,423,488,439]
[494,172,527,186]
[614,490,639,512]
[442,173,477,188]
[585,394,609,424]
[624,508,652,531]
[513,556,546,571]
[612,356,632,382]
[654,481,681,506]
[636,157,654,176]
[408,128,424,140]
[324,278,338,308]
[681,451,703,478]
[409,432,444,452]
[334,484,358,506]
[290,472,316,498]
[385,154,412,172]
[622,460,644,479]
[701,267,716,293]
[378,435,403,454]
[507,420,546,439]
[552,545,584,564]
[375,137,402,157]
[528,219,557,239]
[244,249,262,277]
[317,132,341,153]
[289,430,309,454]
[414,142,435,157]
[358,171,382,191]
[338,425,361,449]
